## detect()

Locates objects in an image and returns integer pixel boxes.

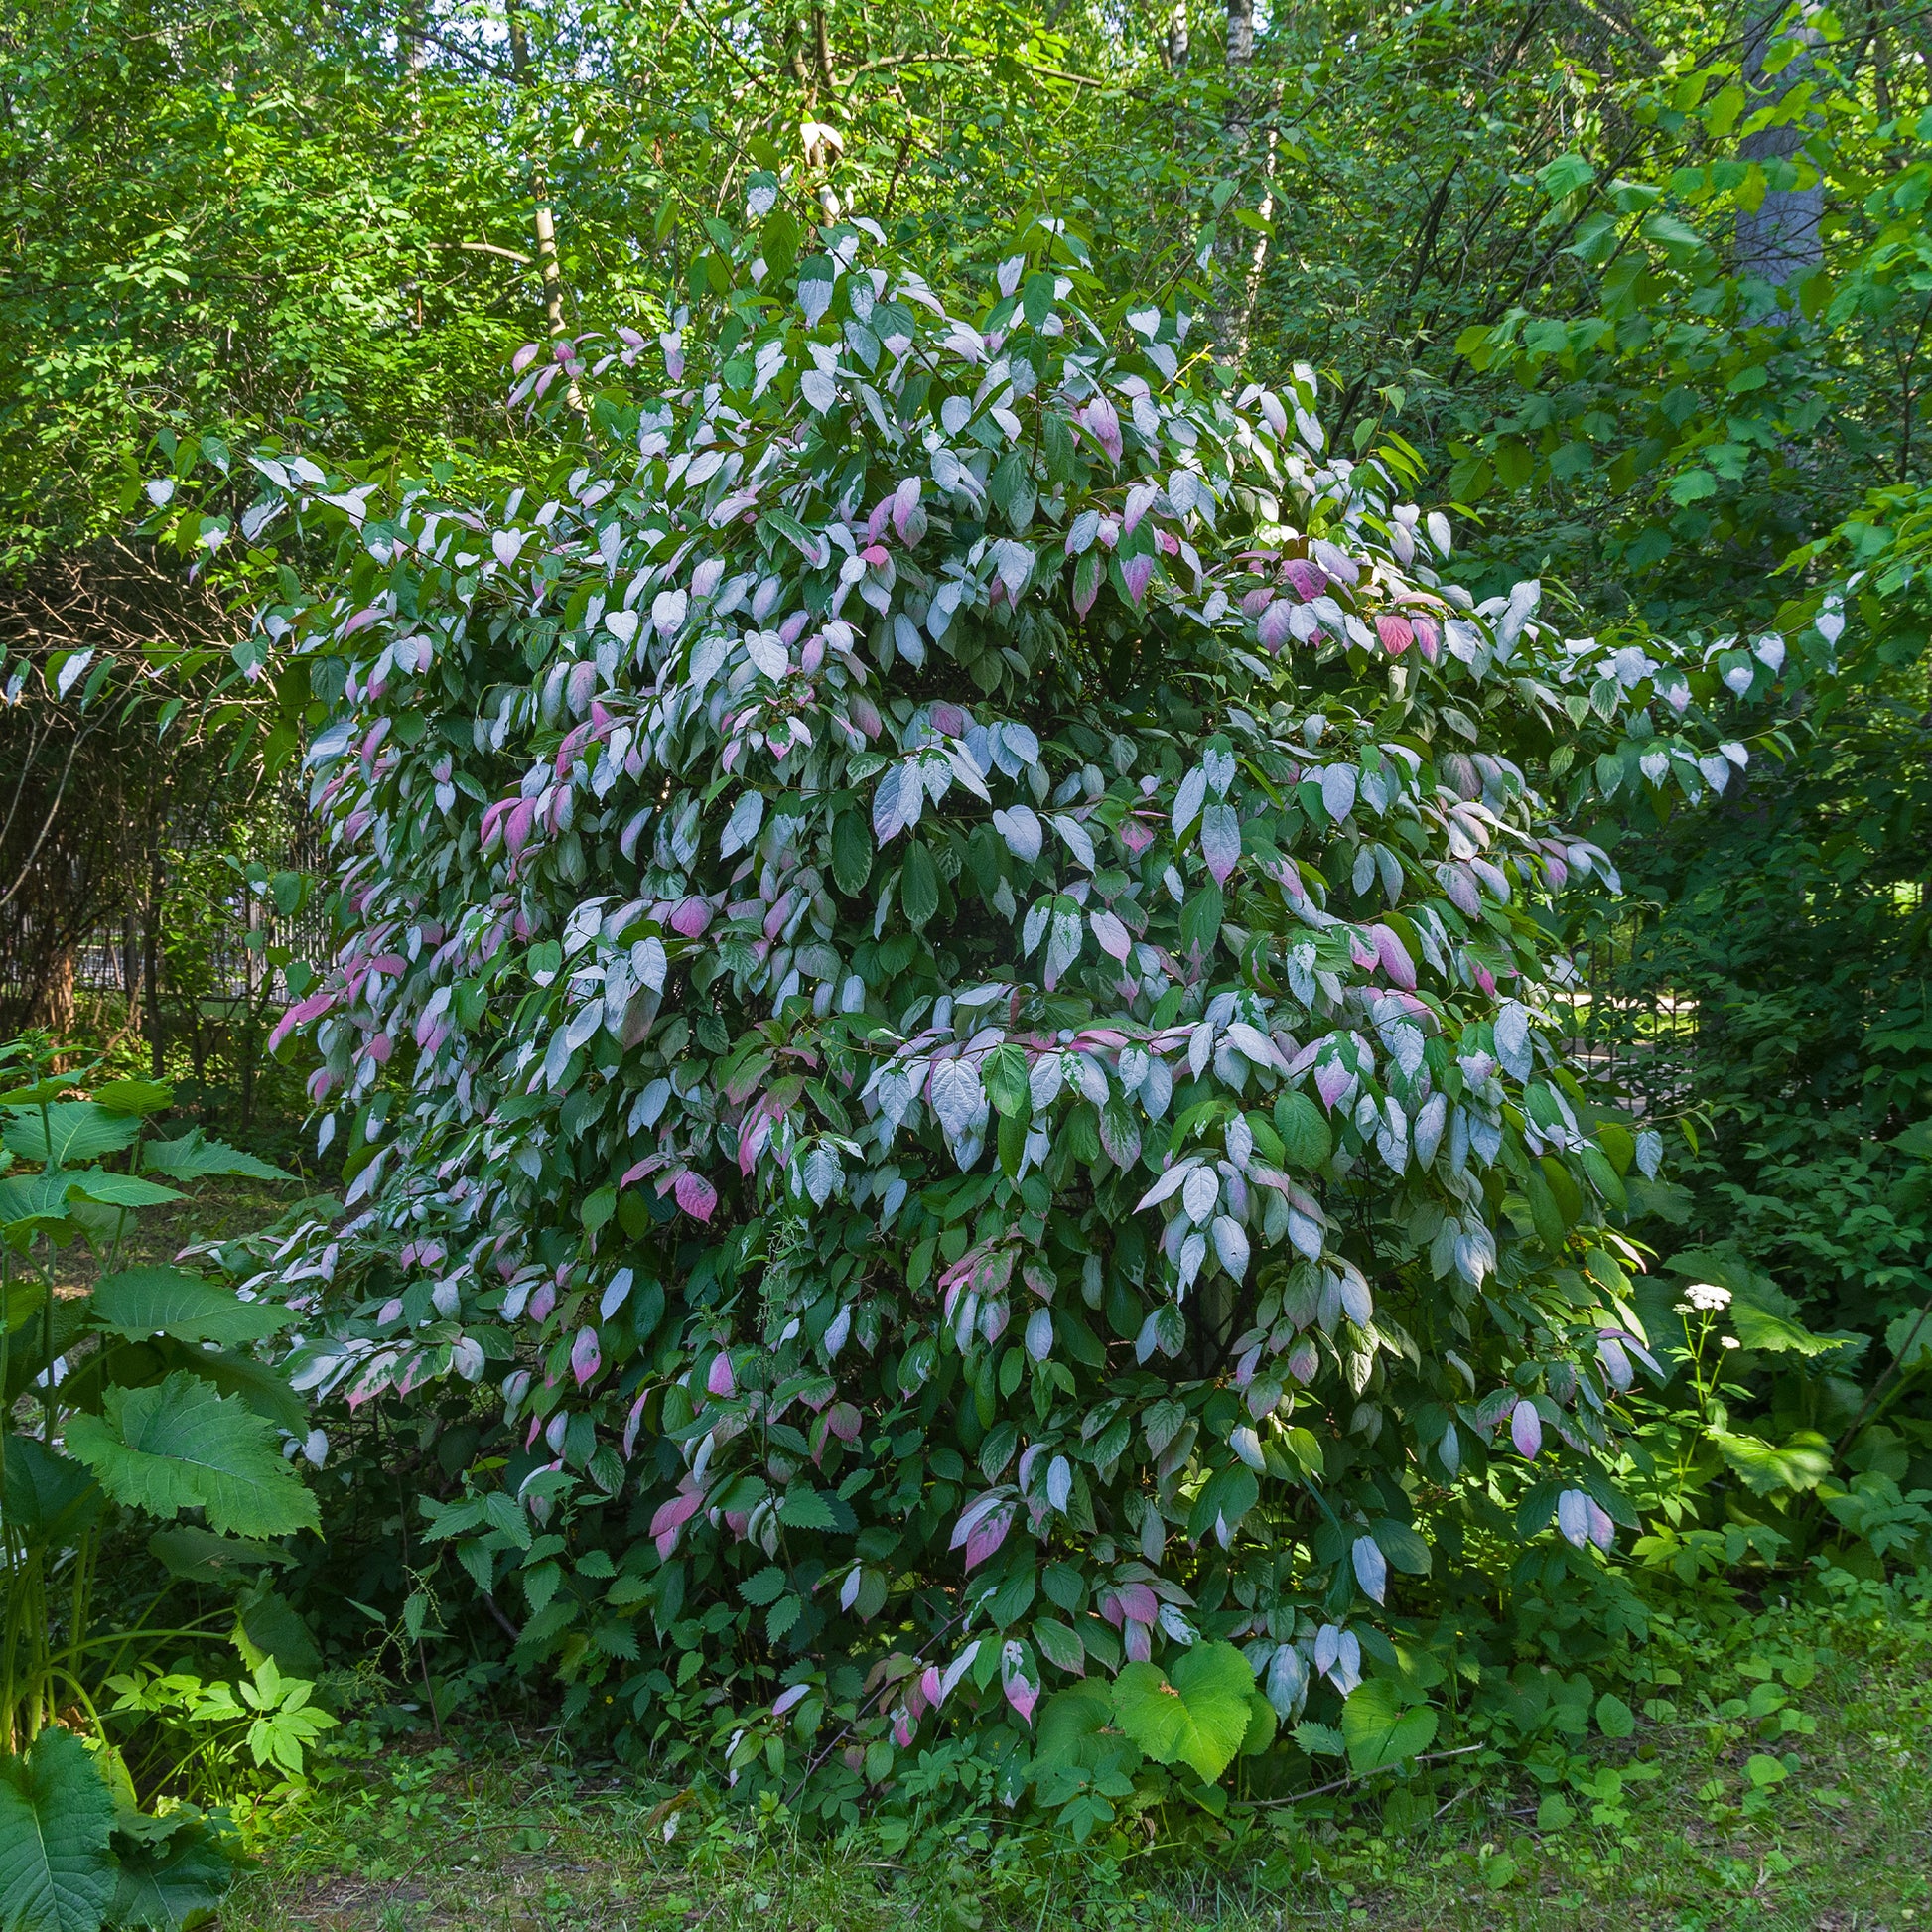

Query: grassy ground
[224,1587,1932,1932]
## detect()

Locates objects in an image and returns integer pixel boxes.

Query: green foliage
[0,1039,311,1918]
[1111,1643,1256,1783]
[204,176,1798,1819]
[66,1376,319,1540]
[1339,1677,1436,1775]
[0,1727,118,1932]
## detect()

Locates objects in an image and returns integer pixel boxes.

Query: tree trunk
[144,841,164,1082]
[1167,1,1190,69]
[507,1,570,343]
[1736,9,1823,302]
[1225,0,1253,66]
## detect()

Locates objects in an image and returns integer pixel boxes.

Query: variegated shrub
[219,201,1766,1820]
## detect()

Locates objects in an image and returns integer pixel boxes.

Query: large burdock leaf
[0,1102,138,1168]
[1340,1677,1438,1774]
[0,1725,119,1932]
[108,1811,235,1932]
[0,1437,104,1550]
[66,1372,319,1538]
[91,1270,289,1347]
[1110,1641,1255,1783]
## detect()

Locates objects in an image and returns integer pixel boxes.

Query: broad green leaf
[1595,1692,1636,1738]
[1340,1677,1438,1774]
[0,1436,104,1548]
[1111,1641,1254,1784]
[148,1525,295,1583]
[1708,1427,1833,1497]
[1,1103,138,1168]
[0,1725,119,1932]
[66,1372,319,1537]
[0,1173,83,1231]
[1887,1310,1932,1370]
[775,1485,835,1530]
[89,1079,174,1120]
[1889,1120,1932,1161]
[1729,1299,1852,1358]
[1274,1092,1331,1170]
[92,1269,289,1347]
[107,1810,235,1931]
[62,1171,182,1210]
[139,1132,287,1183]
[1033,1682,1116,1771]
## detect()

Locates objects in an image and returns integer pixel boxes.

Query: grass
[222,1582,1932,1932]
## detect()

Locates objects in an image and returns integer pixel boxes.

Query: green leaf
[1340,1678,1438,1774]
[1729,1299,1852,1358]
[1034,1682,1115,1771]
[92,1269,289,1347]
[1709,1427,1833,1497]
[1886,1310,1932,1370]
[1274,1092,1331,1170]
[1111,1641,1254,1784]
[1032,1616,1084,1675]
[1891,1120,1932,1160]
[148,1526,295,1584]
[63,1171,183,1209]
[775,1485,836,1530]
[830,811,872,895]
[1,1103,138,1168]
[66,1372,320,1537]
[1595,1691,1636,1738]
[1640,210,1710,261]
[0,1173,83,1231]
[0,1437,104,1548]
[107,1811,234,1931]
[1537,153,1595,200]
[899,841,939,929]
[1239,1690,1278,1757]
[0,1725,119,1932]
[89,1080,174,1119]
[738,1565,786,1606]
[178,1350,308,1435]
[139,1132,287,1183]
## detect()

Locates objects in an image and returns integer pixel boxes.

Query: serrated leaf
[92,1269,289,1346]
[0,1435,104,1549]
[63,1170,183,1209]
[66,1371,320,1537]
[140,1131,288,1182]
[108,1810,235,1931]
[1,1102,138,1167]
[0,1725,118,1932]
[1111,1641,1254,1783]
[1293,1719,1345,1758]
[738,1565,786,1606]
[1340,1677,1437,1774]
[89,1078,173,1119]
[776,1485,836,1530]
[1708,1427,1833,1497]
